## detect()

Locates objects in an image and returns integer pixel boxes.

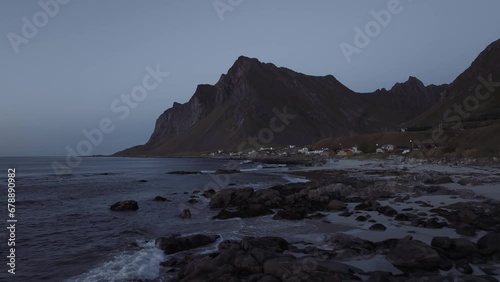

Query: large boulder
[110,200,139,211]
[234,254,262,274]
[387,239,441,270]
[250,189,282,207]
[477,232,500,256]
[327,199,347,211]
[156,234,220,254]
[431,236,453,249]
[446,238,477,260]
[210,188,254,209]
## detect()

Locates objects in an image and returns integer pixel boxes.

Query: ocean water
[0,157,309,282]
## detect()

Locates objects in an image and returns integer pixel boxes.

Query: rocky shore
[114,159,500,281]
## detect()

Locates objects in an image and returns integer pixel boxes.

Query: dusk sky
[1,0,499,156]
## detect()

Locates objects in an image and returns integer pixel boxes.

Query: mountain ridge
[115,55,449,156]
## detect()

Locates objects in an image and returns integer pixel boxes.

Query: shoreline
[151,158,500,281]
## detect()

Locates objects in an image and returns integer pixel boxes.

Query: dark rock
[369,223,387,231]
[377,205,398,217]
[455,223,477,236]
[431,237,452,249]
[214,204,273,220]
[241,236,289,253]
[338,211,353,217]
[345,196,366,203]
[210,188,254,209]
[368,271,393,282]
[455,260,473,274]
[273,208,307,220]
[110,200,139,211]
[458,177,481,186]
[153,196,168,202]
[356,215,368,222]
[156,234,220,254]
[425,176,454,185]
[479,264,500,276]
[419,202,434,208]
[234,254,262,274]
[447,238,477,260]
[477,232,500,256]
[386,239,441,270]
[327,199,347,211]
[180,208,191,219]
[458,210,478,224]
[424,218,447,229]
[218,240,240,251]
[251,189,282,207]
[202,189,217,198]
[328,234,377,260]
[472,216,500,232]
[262,257,295,279]
[167,170,201,175]
[355,200,380,211]
[395,213,411,221]
[302,246,337,259]
[438,254,453,271]
[395,195,411,203]
[138,179,148,183]
[305,212,327,219]
[250,248,281,265]
[187,199,199,204]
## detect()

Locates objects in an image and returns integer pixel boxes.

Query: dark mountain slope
[410,38,500,127]
[115,56,446,156]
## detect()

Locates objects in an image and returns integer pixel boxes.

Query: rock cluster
[109,200,139,211]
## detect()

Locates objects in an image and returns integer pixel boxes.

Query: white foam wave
[67,240,165,282]
[282,175,310,183]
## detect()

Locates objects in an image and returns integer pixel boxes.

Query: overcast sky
[1,0,499,156]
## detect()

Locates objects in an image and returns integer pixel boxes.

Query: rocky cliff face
[115,56,447,156]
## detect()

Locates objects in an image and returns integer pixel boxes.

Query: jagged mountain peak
[115,56,447,156]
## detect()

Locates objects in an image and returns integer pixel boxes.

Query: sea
[0,157,312,282]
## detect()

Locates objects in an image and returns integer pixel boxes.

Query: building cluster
[209,143,413,158]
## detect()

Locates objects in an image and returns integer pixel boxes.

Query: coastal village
[209,143,414,158]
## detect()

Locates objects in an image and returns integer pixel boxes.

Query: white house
[381,144,395,151]
[298,147,309,154]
